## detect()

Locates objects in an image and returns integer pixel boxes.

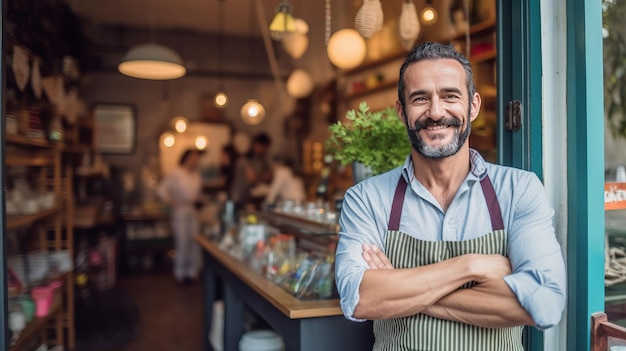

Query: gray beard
[405,106,472,159]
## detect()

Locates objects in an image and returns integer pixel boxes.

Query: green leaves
[326,102,411,175]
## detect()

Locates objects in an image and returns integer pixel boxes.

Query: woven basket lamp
[399,0,420,50]
[355,0,384,38]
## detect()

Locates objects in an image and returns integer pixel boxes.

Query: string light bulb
[173,116,188,133]
[162,133,175,148]
[420,0,438,25]
[214,92,228,108]
[195,136,208,150]
[240,99,266,125]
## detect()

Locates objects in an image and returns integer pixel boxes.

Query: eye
[443,94,460,100]
[411,96,428,104]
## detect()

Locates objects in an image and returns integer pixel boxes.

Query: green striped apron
[373,175,523,351]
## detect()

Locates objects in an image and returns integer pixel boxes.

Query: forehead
[403,58,468,94]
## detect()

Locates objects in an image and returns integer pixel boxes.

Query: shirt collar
[401,148,489,183]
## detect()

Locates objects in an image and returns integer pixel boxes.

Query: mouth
[414,118,462,131]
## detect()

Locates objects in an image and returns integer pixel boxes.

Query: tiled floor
[77,273,204,351]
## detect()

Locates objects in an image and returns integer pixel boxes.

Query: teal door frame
[497,0,544,348]
[566,0,605,349]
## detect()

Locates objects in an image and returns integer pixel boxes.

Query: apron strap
[388,176,408,231]
[480,175,505,231]
[387,174,505,232]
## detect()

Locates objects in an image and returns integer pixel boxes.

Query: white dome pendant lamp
[119,44,186,80]
[118,0,186,80]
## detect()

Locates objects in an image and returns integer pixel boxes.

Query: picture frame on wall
[93,103,137,154]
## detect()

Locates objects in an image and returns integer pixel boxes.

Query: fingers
[362,244,394,270]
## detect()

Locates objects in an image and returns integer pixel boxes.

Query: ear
[396,100,407,124]
[469,92,482,123]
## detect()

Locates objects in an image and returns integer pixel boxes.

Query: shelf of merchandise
[6,207,62,231]
[5,135,58,149]
[5,141,75,349]
[9,289,63,351]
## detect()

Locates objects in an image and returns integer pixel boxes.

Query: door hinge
[505,100,523,132]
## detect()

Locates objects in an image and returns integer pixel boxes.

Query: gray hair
[397,42,476,108]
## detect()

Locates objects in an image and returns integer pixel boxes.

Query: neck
[411,145,471,208]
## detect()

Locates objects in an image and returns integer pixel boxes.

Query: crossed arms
[356,244,533,328]
[335,173,567,330]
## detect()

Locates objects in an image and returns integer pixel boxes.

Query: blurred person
[219,144,238,194]
[157,149,204,283]
[265,158,306,205]
[230,133,273,210]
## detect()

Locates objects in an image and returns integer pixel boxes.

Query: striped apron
[373,175,523,351]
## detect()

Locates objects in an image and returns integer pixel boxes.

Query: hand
[466,254,512,283]
[362,244,394,270]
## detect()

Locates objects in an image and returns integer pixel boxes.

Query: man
[230,133,273,210]
[335,42,566,350]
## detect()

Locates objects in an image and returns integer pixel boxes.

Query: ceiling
[69,0,310,37]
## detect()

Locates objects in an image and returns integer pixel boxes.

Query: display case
[197,208,373,351]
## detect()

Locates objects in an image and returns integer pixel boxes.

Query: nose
[428,96,445,120]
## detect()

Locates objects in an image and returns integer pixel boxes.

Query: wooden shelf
[471,48,497,64]
[7,207,62,231]
[6,154,55,167]
[10,289,62,351]
[455,18,497,40]
[342,51,406,75]
[5,135,57,149]
[341,80,398,101]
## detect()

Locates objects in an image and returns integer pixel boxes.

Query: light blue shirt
[335,150,566,330]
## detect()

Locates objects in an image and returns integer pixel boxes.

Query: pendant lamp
[240,99,266,125]
[420,0,438,25]
[214,0,229,108]
[355,0,384,38]
[241,0,266,125]
[118,1,186,80]
[399,0,420,50]
[119,44,186,80]
[269,1,296,40]
[327,29,366,69]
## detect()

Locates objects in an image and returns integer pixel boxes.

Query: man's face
[397,59,481,159]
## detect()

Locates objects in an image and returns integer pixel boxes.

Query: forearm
[423,279,534,328]
[355,255,474,320]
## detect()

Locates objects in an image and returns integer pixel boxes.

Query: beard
[405,106,472,159]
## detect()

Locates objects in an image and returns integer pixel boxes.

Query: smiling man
[335,43,567,350]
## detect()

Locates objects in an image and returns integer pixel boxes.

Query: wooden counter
[196,236,373,351]
[195,236,340,319]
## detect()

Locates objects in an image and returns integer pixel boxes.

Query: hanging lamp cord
[255,0,287,95]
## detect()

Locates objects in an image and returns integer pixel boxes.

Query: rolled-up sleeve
[502,174,567,330]
[335,185,386,321]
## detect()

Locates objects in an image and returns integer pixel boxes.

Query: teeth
[426,125,449,130]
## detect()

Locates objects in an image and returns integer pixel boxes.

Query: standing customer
[157,149,203,283]
[230,133,273,210]
[335,42,566,350]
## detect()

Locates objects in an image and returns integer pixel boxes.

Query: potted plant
[326,102,411,182]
